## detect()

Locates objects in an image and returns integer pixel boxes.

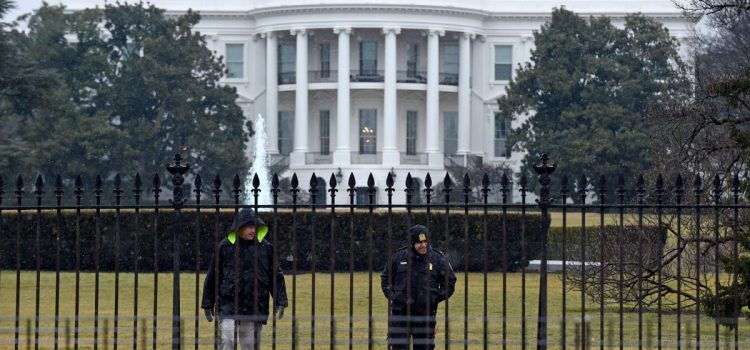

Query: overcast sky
[4,0,56,30]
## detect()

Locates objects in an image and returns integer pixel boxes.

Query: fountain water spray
[244,114,272,209]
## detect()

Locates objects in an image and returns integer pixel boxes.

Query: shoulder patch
[432,248,445,256]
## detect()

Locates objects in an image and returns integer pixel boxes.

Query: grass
[1,270,748,349]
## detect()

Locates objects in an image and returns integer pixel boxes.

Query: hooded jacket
[380,244,457,315]
[201,209,288,323]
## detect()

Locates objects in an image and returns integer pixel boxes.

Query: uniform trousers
[388,308,437,350]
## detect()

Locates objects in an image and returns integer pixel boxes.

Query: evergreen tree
[21,2,250,181]
[498,8,686,200]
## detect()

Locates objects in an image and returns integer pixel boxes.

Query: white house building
[65,0,694,203]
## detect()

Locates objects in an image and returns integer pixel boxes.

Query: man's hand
[204,308,214,322]
[276,305,285,320]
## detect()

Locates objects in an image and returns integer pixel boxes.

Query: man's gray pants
[220,318,262,350]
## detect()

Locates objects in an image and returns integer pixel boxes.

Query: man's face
[238,225,256,241]
[413,241,428,255]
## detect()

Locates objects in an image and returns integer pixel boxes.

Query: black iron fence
[0,153,748,349]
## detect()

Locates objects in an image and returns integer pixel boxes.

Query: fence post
[167,154,190,350]
[534,154,556,350]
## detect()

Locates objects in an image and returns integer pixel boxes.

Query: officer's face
[238,225,256,241]
[413,241,428,255]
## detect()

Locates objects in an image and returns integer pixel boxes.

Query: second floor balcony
[277,70,460,86]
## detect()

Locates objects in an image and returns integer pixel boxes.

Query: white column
[264,31,279,154]
[382,27,400,165]
[457,32,473,156]
[333,27,352,165]
[426,29,444,167]
[290,28,308,167]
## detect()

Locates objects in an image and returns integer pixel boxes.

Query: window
[443,111,458,155]
[320,43,331,78]
[225,44,244,79]
[406,111,417,155]
[320,110,330,155]
[355,187,377,205]
[406,43,418,78]
[359,41,377,75]
[494,45,512,81]
[278,42,295,84]
[278,111,294,155]
[442,43,459,75]
[359,109,377,154]
[441,43,459,85]
[494,114,511,158]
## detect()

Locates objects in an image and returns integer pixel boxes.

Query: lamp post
[336,167,344,184]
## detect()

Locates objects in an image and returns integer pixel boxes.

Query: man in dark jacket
[381,225,457,350]
[202,208,288,350]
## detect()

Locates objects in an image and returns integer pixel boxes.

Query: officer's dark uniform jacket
[381,246,457,315]
[201,209,288,324]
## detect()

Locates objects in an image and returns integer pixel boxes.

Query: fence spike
[0,175,4,195]
[482,173,490,189]
[578,174,587,196]
[732,172,740,195]
[194,174,203,191]
[386,172,394,188]
[329,173,337,189]
[134,173,142,197]
[74,175,83,198]
[232,174,241,197]
[309,172,318,191]
[424,173,433,189]
[598,175,606,193]
[291,173,299,189]
[655,174,665,203]
[95,175,103,197]
[34,174,44,200]
[405,173,413,191]
[367,173,375,190]
[153,174,161,189]
[712,174,722,202]
[212,174,222,199]
[694,174,703,195]
[560,174,569,195]
[347,173,356,189]
[656,174,664,191]
[253,173,261,190]
[114,174,123,202]
[444,173,453,190]
[15,175,24,200]
[463,173,471,190]
[194,174,203,199]
[271,173,280,197]
[54,175,63,198]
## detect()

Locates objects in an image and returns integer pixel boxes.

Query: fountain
[244,114,272,209]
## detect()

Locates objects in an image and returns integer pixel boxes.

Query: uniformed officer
[381,225,457,350]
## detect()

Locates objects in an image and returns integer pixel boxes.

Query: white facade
[65,0,694,203]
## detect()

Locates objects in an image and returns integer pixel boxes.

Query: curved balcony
[309,70,338,83]
[440,73,459,86]
[350,69,384,82]
[397,70,427,84]
[278,72,295,85]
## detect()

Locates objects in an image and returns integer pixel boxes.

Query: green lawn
[1,270,748,349]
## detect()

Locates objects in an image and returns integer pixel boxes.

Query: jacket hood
[227,208,268,244]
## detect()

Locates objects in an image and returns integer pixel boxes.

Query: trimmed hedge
[547,225,668,267]
[0,210,547,272]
